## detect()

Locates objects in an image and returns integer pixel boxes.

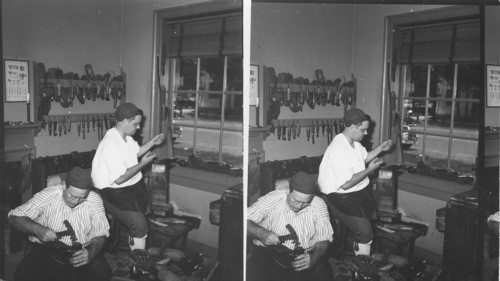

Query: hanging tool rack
[269,118,345,144]
[40,113,115,141]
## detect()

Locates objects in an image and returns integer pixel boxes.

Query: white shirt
[8,184,109,246]
[318,133,369,194]
[91,127,141,189]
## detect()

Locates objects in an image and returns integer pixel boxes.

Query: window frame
[382,6,483,176]
[151,1,243,166]
[398,62,480,171]
[169,55,243,165]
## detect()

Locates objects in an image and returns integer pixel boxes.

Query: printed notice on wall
[487,64,500,107]
[249,65,259,106]
[4,60,30,102]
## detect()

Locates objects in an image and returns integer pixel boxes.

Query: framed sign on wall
[486,64,500,107]
[4,59,30,103]
[249,64,259,106]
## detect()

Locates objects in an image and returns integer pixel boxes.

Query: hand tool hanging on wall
[67,116,71,133]
[282,125,287,141]
[97,116,101,140]
[63,117,67,135]
[311,123,315,144]
[104,115,108,130]
[92,115,96,131]
[53,119,58,136]
[296,122,300,138]
[81,117,86,139]
[326,120,331,144]
[292,121,296,139]
[329,124,333,143]
[287,124,291,141]
[321,120,325,136]
[48,117,53,136]
[333,120,339,135]
[86,115,90,133]
[77,121,81,137]
[58,121,62,137]
[100,117,104,139]
[316,120,320,138]
[277,122,282,140]
[306,124,310,141]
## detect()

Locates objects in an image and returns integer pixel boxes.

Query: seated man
[247,171,334,281]
[8,167,111,281]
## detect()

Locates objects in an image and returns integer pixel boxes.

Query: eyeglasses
[290,194,311,208]
[67,191,88,202]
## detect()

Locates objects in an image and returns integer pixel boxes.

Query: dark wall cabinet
[217,184,243,281]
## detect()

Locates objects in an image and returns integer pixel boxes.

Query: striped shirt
[8,184,110,246]
[248,189,333,251]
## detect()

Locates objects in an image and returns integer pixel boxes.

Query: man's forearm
[8,216,44,237]
[85,236,106,261]
[366,145,383,163]
[340,168,373,190]
[114,162,147,185]
[247,220,266,240]
[138,139,155,158]
[308,240,330,265]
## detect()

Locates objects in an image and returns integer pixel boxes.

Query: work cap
[66,167,93,190]
[343,108,368,127]
[115,102,140,121]
[289,171,316,195]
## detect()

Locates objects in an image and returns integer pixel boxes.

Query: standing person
[92,102,165,251]
[318,108,392,256]
[247,171,334,281]
[9,167,111,281]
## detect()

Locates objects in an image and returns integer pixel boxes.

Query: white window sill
[398,172,473,201]
[170,166,242,195]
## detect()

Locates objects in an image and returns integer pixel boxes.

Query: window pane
[450,138,477,175]
[171,56,243,167]
[429,64,453,134]
[404,65,431,123]
[222,130,243,167]
[421,135,450,170]
[402,132,423,161]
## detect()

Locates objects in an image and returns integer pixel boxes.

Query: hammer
[55,220,77,244]
[278,224,300,245]
[278,224,304,255]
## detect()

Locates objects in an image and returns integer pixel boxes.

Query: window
[390,8,480,177]
[162,10,243,168]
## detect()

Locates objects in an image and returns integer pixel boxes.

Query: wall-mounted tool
[48,118,53,136]
[53,119,58,136]
[277,122,282,140]
[67,116,71,133]
[81,117,85,139]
